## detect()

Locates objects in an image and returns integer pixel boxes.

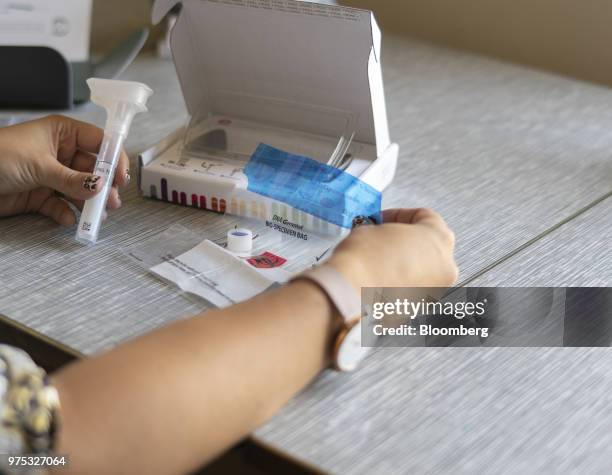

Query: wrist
[289,279,343,368]
[296,261,372,372]
[326,251,369,296]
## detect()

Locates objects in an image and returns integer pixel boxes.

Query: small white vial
[227,228,253,254]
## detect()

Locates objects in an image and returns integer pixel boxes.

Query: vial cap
[227,228,253,254]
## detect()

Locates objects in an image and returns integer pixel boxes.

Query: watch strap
[298,266,361,323]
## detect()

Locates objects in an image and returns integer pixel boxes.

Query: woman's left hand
[0,115,130,226]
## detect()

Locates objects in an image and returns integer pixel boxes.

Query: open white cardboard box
[139,0,398,238]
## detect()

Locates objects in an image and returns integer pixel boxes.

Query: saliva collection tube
[76,78,153,245]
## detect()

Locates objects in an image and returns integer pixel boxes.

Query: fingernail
[83,175,102,191]
[125,170,131,185]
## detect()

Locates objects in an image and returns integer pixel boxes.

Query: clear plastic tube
[74,78,152,245]
[75,131,125,244]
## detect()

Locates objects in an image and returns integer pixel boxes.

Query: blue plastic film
[245,144,382,229]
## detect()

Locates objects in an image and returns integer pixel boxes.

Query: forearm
[52,279,339,475]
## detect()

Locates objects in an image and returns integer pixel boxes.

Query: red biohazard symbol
[247,252,287,269]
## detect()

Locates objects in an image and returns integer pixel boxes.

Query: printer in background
[0,0,147,109]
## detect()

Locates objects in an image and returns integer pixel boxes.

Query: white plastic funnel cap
[88,78,152,112]
[87,78,153,134]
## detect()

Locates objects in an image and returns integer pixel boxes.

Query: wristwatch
[298,266,371,372]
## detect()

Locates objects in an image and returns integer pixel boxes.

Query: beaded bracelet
[1,346,60,455]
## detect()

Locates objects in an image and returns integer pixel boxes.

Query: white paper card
[150,239,291,307]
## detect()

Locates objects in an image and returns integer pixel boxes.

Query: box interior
[158,0,383,149]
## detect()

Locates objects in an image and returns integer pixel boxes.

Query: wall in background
[91,0,155,54]
[91,0,612,89]
[89,0,337,52]
[342,0,612,88]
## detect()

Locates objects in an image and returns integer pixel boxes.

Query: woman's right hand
[0,115,128,226]
[328,208,458,290]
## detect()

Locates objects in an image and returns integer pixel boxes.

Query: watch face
[336,321,372,372]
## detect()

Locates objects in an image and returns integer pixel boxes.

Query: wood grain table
[1,35,611,474]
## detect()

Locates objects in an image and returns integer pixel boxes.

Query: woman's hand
[328,208,459,289]
[0,115,130,226]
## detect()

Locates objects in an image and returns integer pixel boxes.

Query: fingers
[51,115,131,187]
[68,186,122,211]
[71,150,129,188]
[382,208,445,229]
[383,208,455,249]
[37,195,110,227]
[116,150,131,187]
[51,116,103,165]
[69,117,105,154]
[38,195,76,227]
[382,208,438,224]
[51,115,104,156]
[70,150,96,171]
[41,161,105,201]
[44,148,123,212]
[382,208,417,224]
[106,186,122,209]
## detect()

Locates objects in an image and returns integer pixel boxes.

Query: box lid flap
[152,0,390,154]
